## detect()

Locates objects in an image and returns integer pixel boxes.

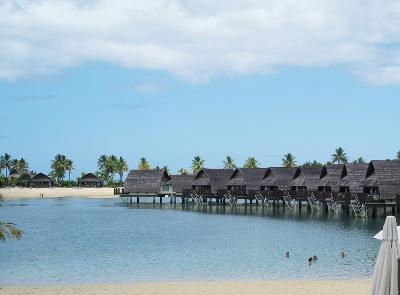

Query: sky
[1,0,400,178]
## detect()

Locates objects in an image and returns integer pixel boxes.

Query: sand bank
[0,187,116,199]
[0,279,371,295]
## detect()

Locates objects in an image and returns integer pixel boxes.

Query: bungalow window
[364,187,379,194]
[161,185,171,192]
[340,187,349,193]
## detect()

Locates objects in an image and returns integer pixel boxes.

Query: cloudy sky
[1,0,400,177]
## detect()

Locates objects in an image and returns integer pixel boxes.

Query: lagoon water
[0,197,384,285]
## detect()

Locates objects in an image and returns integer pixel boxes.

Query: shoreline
[0,187,116,199]
[0,279,372,295]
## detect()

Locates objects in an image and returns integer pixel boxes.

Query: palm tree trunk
[68,170,71,181]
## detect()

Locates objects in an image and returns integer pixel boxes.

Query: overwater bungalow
[226,168,267,196]
[169,174,194,195]
[362,160,400,200]
[317,164,344,192]
[30,173,53,188]
[289,166,323,191]
[78,173,103,187]
[124,169,172,195]
[260,167,297,191]
[336,163,369,194]
[191,169,234,196]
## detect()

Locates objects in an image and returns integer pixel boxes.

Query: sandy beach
[0,187,116,199]
[0,280,371,295]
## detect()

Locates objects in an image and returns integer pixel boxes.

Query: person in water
[313,255,317,261]
[341,251,346,258]
[285,251,290,258]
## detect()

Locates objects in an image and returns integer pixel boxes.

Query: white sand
[0,187,116,199]
[0,280,371,295]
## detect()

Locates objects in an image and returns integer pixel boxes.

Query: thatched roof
[261,167,297,188]
[336,163,369,193]
[124,169,170,194]
[169,174,194,194]
[192,169,234,193]
[227,168,267,191]
[79,173,102,183]
[318,164,344,189]
[9,168,30,178]
[31,173,52,182]
[362,160,400,199]
[289,166,323,189]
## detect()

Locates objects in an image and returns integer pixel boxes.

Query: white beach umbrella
[372,216,400,295]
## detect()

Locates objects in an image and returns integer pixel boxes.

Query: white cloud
[1,0,400,83]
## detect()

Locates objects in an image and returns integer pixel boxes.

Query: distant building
[226,168,267,195]
[124,169,172,195]
[317,164,344,192]
[337,163,369,194]
[78,173,103,187]
[289,166,323,191]
[30,173,53,188]
[261,167,297,191]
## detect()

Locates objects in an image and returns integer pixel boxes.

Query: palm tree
[244,157,259,168]
[223,156,237,169]
[331,147,348,164]
[303,160,323,167]
[138,157,151,170]
[353,157,366,164]
[0,195,23,241]
[397,150,400,160]
[282,153,297,167]
[178,168,189,175]
[14,158,29,170]
[50,154,67,183]
[191,156,204,173]
[64,159,74,181]
[115,156,128,183]
[0,153,12,179]
[97,155,109,171]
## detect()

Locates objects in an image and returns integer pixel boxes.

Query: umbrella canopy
[372,216,400,295]
[374,226,400,240]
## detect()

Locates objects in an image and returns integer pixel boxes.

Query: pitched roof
[9,168,30,177]
[79,173,102,183]
[318,164,344,187]
[124,169,170,194]
[227,168,267,190]
[31,173,52,182]
[336,163,369,191]
[192,169,234,192]
[169,174,194,194]
[261,167,297,187]
[289,166,323,188]
[362,160,400,198]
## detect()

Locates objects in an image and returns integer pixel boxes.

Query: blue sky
[1,63,399,178]
[1,0,400,178]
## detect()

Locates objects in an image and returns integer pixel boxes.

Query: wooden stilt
[160,196,163,204]
[136,197,139,203]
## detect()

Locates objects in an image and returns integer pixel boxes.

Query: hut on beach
[9,169,30,179]
[260,167,297,191]
[30,173,53,188]
[78,173,103,187]
[336,163,369,193]
[317,164,344,192]
[192,169,234,195]
[124,169,172,195]
[289,166,323,191]
[226,168,267,195]
[362,160,400,200]
[169,174,194,195]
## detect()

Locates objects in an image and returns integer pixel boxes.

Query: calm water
[0,197,385,285]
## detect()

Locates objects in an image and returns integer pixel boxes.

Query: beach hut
[226,168,267,195]
[9,168,30,179]
[169,174,194,195]
[336,163,369,193]
[260,167,297,191]
[317,164,344,192]
[289,166,323,191]
[124,169,172,195]
[192,169,234,195]
[30,173,53,188]
[78,173,103,187]
[362,160,400,200]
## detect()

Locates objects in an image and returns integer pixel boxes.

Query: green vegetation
[282,153,297,167]
[244,157,258,168]
[138,157,151,170]
[303,160,323,167]
[96,155,128,186]
[353,157,366,164]
[397,150,400,160]
[191,156,204,173]
[50,154,74,184]
[0,195,23,242]
[223,156,237,169]
[178,168,189,175]
[0,153,12,179]
[115,157,129,183]
[331,147,348,164]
